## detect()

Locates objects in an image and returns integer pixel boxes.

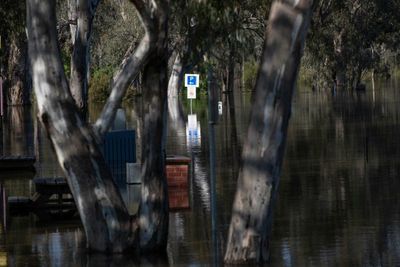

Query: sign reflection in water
[1,81,400,265]
[186,114,201,148]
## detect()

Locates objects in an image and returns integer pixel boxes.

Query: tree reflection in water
[1,81,400,265]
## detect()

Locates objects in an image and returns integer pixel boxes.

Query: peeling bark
[224,0,314,264]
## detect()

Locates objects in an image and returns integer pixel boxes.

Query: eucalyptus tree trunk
[68,0,77,45]
[224,0,314,264]
[333,30,346,89]
[168,53,184,99]
[227,44,235,93]
[27,0,134,252]
[6,36,31,106]
[138,2,169,251]
[168,53,186,130]
[70,0,100,115]
[28,0,169,253]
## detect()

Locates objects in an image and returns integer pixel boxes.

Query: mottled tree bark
[224,0,314,264]
[27,0,134,252]
[68,0,77,45]
[5,36,31,106]
[227,44,235,94]
[138,1,169,251]
[28,0,169,253]
[70,0,100,115]
[167,53,186,130]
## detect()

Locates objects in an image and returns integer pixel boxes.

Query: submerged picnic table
[8,177,75,214]
[8,155,192,214]
[0,156,36,171]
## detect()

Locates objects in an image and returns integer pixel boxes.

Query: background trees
[304,0,400,91]
[8,0,400,263]
[0,0,31,105]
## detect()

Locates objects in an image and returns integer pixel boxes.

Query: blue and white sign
[184,74,200,88]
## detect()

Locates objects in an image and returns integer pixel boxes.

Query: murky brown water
[0,77,400,266]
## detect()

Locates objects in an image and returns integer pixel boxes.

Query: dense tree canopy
[304,0,400,90]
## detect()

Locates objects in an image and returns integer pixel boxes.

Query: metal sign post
[0,76,3,118]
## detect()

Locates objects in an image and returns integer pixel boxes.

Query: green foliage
[0,0,26,68]
[89,67,113,103]
[306,0,400,90]
[0,1,25,38]
[123,84,141,103]
[91,0,142,71]
[243,60,258,91]
[169,0,269,85]
[61,48,71,78]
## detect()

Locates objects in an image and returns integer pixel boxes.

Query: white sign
[218,101,223,115]
[187,86,196,99]
[184,74,200,88]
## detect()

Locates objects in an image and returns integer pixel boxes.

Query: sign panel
[184,74,200,88]
[187,86,196,99]
[218,101,223,115]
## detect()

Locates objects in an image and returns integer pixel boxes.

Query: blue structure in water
[102,130,136,185]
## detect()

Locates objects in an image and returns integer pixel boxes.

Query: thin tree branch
[94,0,157,138]
[93,33,153,138]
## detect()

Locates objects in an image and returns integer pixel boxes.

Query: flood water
[0,77,400,266]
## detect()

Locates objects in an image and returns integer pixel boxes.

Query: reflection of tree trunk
[6,36,31,106]
[227,91,241,167]
[372,71,375,102]
[224,1,313,264]
[227,46,235,93]
[168,53,186,131]
[1,106,34,156]
[34,114,40,163]
[333,30,346,90]
[9,107,25,155]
